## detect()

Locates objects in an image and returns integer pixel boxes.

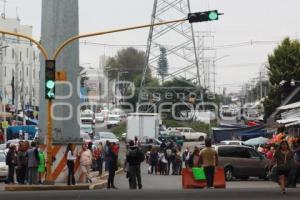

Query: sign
[2,121,8,129]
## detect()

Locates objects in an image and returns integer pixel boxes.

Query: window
[12,48,14,59]
[26,67,28,77]
[20,52,22,61]
[33,52,35,60]
[218,147,250,158]
[4,47,6,56]
[19,71,22,81]
[33,69,35,79]
[249,149,261,159]
[235,147,251,158]
[4,66,6,77]
[26,48,28,58]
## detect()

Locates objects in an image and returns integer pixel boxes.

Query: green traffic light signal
[45,60,56,99]
[46,80,55,89]
[188,10,222,23]
[208,11,218,20]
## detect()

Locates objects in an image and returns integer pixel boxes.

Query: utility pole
[259,72,263,100]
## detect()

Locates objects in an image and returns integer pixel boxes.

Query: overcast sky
[3,0,300,93]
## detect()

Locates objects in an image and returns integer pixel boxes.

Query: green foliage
[111,122,126,137]
[158,46,168,82]
[264,38,300,120]
[105,47,147,80]
[268,38,300,85]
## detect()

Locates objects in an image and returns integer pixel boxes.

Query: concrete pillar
[39,0,80,144]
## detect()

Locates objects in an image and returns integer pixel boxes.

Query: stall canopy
[212,125,269,143]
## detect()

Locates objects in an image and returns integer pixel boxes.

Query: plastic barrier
[182,168,206,188]
[182,167,226,189]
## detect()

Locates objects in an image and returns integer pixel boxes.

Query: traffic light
[188,10,222,23]
[45,60,55,99]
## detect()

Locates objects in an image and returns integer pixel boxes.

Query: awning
[285,121,300,127]
[278,101,300,110]
[0,111,12,118]
[276,117,300,124]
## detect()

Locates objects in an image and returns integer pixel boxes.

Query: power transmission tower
[139,0,201,107]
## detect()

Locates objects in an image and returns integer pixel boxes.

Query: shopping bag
[192,167,206,180]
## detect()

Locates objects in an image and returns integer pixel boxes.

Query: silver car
[0,150,8,181]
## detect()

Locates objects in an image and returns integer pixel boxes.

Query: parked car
[158,131,184,147]
[106,114,120,129]
[80,124,95,138]
[220,140,245,145]
[0,150,8,181]
[93,132,119,144]
[138,137,162,154]
[168,127,207,141]
[215,145,269,181]
[95,112,105,123]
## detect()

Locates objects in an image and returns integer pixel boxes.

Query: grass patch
[111,122,126,137]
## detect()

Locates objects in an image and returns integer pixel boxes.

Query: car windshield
[0,152,6,162]
[95,132,116,139]
[109,117,119,121]
[96,113,103,117]
[81,114,93,118]
[80,127,92,132]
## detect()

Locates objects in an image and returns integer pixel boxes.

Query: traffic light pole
[0,12,220,184]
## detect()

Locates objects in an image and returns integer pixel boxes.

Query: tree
[105,47,147,80]
[264,37,300,120]
[157,46,168,83]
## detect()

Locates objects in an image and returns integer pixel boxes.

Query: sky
[2,0,300,93]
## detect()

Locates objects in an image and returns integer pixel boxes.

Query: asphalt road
[0,188,300,200]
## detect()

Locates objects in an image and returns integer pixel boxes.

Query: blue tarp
[212,125,270,143]
[6,125,37,140]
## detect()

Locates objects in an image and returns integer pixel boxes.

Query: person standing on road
[290,140,300,188]
[17,141,28,184]
[107,142,118,189]
[78,143,93,183]
[188,146,201,168]
[6,144,17,184]
[149,147,159,175]
[96,142,104,177]
[126,140,145,189]
[200,138,218,188]
[27,141,40,185]
[273,140,293,194]
[66,143,76,185]
[37,148,46,184]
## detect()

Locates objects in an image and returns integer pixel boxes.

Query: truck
[126,113,160,142]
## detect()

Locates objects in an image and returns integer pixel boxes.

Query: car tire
[182,136,186,141]
[224,166,234,181]
[198,136,205,141]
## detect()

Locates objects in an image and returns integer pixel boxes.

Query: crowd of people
[5,141,45,185]
[3,140,120,186]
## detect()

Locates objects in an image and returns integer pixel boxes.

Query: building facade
[0,17,40,111]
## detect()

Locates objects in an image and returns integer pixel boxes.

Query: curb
[90,169,124,190]
[4,168,124,191]
[5,184,90,191]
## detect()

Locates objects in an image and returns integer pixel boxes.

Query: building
[0,17,40,112]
